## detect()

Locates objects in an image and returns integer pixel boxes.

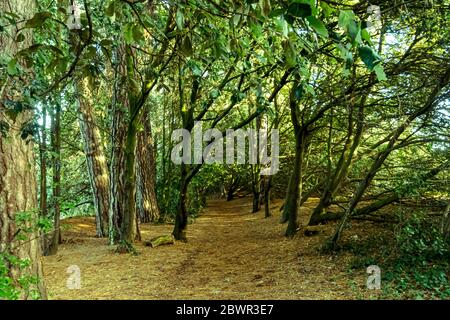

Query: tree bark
[283,84,308,237]
[0,0,47,299]
[173,164,189,241]
[120,120,138,245]
[136,108,160,223]
[264,176,272,218]
[47,103,61,256]
[39,104,48,251]
[110,43,141,250]
[442,202,450,240]
[109,44,128,245]
[75,72,110,238]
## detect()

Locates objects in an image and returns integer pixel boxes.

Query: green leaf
[347,19,361,44]
[46,45,64,56]
[123,23,134,44]
[105,1,115,17]
[132,25,144,43]
[181,35,193,57]
[0,120,10,136]
[176,9,185,31]
[231,14,241,28]
[210,89,220,99]
[358,45,381,71]
[293,83,303,100]
[268,8,285,17]
[361,28,373,46]
[320,2,334,17]
[249,17,262,39]
[25,12,52,28]
[338,10,355,29]
[7,59,18,76]
[373,64,387,81]
[188,60,202,77]
[283,39,297,68]
[16,33,25,43]
[306,16,328,38]
[287,2,312,19]
[276,16,289,37]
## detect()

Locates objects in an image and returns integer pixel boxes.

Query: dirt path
[43,198,373,299]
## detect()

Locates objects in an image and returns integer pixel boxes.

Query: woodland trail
[43,198,376,299]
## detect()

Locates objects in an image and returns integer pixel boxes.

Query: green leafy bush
[383,211,450,299]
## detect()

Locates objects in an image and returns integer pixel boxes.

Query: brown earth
[42,198,386,300]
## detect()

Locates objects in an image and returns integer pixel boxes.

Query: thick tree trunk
[108,103,126,245]
[136,109,160,223]
[119,121,139,246]
[109,45,128,245]
[0,112,48,299]
[110,43,142,250]
[76,77,110,237]
[0,0,47,299]
[284,131,306,237]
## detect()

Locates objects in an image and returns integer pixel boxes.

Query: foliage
[0,211,45,300]
[382,211,450,299]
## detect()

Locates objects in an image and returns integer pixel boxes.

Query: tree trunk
[47,103,61,256]
[252,190,261,213]
[173,165,189,242]
[282,83,307,237]
[264,176,272,218]
[119,121,139,246]
[251,116,262,213]
[75,74,110,237]
[109,44,128,245]
[442,203,450,240]
[284,130,307,237]
[0,0,47,299]
[172,59,194,242]
[136,109,160,223]
[39,104,48,251]
[110,43,143,250]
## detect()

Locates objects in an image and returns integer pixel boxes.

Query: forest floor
[42,198,388,299]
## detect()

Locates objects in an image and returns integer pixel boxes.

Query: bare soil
[42,198,386,299]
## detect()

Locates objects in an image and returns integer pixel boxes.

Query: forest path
[43,198,370,299]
